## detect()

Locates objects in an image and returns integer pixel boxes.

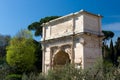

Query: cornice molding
[42,9,103,27]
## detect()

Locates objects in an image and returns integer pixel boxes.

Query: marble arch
[41,10,104,73]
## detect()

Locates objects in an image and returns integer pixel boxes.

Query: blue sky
[0,0,120,42]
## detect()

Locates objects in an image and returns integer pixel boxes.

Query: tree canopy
[28,16,60,36]
[6,30,36,73]
[0,34,11,58]
[102,30,114,42]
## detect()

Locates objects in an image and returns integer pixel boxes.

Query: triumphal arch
[41,10,103,73]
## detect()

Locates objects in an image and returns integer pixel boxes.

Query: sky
[0,0,120,42]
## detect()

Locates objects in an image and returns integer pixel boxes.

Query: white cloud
[102,22,120,31]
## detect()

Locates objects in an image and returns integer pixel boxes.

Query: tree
[16,29,32,39]
[0,34,11,57]
[114,37,120,66]
[33,40,42,72]
[115,37,120,57]
[28,16,60,36]
[110,39,115,64]
[6,30,36,73]
[102,30,114,44]
[102,30,114,64]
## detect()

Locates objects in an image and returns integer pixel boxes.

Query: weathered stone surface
[41,10,103,73]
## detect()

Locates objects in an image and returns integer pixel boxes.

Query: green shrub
[6,74,22,80]
[22,73,46,80]
[21,60,120,80]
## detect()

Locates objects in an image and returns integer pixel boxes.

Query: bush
[46,64,84,80]
[21,60,120,80]
[0,63,10,80]
[6,74,22,80]
[22,73,46,80]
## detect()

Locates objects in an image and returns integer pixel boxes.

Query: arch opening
[53,50,71,68]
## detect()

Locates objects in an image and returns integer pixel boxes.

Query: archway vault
[52,50,71,68]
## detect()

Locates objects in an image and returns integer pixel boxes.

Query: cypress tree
[115,37,120,65]
[116,37,120,57]
[110,39,114,65]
